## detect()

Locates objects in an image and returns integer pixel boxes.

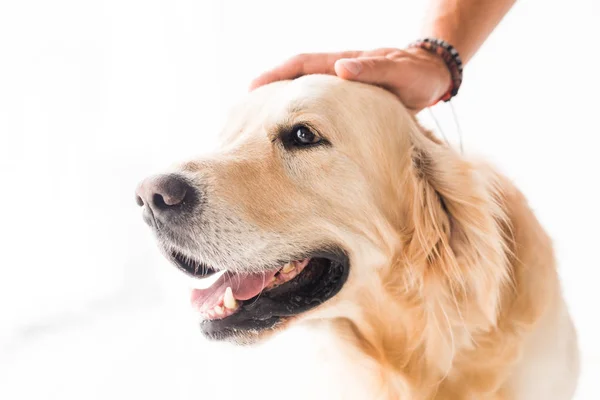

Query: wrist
[408,38,464,104]
[408,46,453,94]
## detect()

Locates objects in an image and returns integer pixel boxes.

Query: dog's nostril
[152,193,170,210]
[159,177,189,206]
[135,174,198,219]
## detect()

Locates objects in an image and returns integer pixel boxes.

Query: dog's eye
[291,125,321,146]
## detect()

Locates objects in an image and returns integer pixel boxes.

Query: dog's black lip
[170,250,218,278]
[199,249,349,341]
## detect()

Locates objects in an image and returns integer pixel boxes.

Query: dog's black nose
[135,174,198,226]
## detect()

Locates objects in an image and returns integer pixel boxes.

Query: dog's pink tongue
[229,271,279,300]
[190,270,278,311]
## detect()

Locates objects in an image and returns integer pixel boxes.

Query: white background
[1,0,598,398]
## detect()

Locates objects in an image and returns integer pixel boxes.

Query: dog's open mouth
[169,250,349,340]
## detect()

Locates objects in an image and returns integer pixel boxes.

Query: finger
[334,56,401,87]
[249,51,368,90]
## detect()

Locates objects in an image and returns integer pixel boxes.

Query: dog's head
[136,75,508,346]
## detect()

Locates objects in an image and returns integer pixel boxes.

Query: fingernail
[339,59,362,76]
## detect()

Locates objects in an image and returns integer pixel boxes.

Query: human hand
[249,47,452,112]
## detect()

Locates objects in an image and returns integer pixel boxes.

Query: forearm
[421,0,516,64]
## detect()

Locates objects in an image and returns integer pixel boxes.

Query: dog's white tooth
[224,287,238,310]
[281,262,295,274]
[189,270,226,290]
[214,305,224,315]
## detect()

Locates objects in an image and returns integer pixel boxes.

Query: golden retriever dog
[136,75,579,399]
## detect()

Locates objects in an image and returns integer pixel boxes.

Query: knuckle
[292,53,309,63]
[386,49,407,59]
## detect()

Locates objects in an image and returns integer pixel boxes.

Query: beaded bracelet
[409,38,463,104]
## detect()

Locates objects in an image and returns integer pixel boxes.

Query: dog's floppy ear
[405,126,510,325]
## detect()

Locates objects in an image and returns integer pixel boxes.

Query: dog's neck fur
[322,121,549,399]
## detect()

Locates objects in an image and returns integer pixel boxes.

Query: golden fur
[170,74,579,399]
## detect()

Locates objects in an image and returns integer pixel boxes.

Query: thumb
[334,57,397,85]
